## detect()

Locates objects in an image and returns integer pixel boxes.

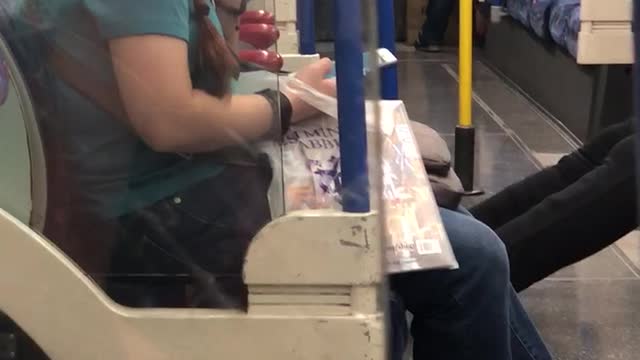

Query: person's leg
[509,288,553,360]
[471,120,634,230]
[492,135,637,292]
[416,0,456,50]
[391,208,551,360]
[473,0,490,47]
[389,293,409,360]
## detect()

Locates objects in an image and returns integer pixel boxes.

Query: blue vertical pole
[377,0,399,100]
[334,0,370,213]
[298,0,316,54]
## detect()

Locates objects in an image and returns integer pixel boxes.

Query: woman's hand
[285,58,336,123]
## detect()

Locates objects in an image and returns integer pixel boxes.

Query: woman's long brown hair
[192,0,239,98]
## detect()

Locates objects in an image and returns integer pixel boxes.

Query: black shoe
[414,40,442,53]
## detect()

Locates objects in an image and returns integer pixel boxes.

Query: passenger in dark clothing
[414,0,455,52]
[471,121,637,292]
[414,0,489,52]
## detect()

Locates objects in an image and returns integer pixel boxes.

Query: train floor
[392,45,640,360]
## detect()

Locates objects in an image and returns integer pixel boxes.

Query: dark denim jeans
[390,208,552,360]
[418,0,456,46]
[107,158,274,310]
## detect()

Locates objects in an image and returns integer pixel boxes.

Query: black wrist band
[257,89,292,138]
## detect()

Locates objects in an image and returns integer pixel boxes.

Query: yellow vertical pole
[459,0,473,128]
[454,0,482,194]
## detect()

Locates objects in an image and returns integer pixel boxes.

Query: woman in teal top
[35,0,335,309]
[43,0,332,218]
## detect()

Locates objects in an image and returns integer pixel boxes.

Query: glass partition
[0,0,386,358]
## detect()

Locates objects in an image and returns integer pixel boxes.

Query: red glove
[240,10,276,25]
[238,50,284,72]
[239,23,280,49]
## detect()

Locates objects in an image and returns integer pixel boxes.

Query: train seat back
[0,19,46,231]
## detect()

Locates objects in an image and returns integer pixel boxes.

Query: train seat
[0,18,46,232]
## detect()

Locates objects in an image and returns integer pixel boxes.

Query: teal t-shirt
[40,0,229,218]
